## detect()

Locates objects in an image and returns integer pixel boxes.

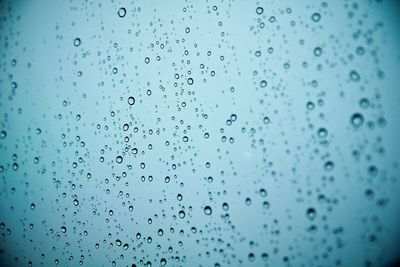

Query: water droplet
[263,116,270,124]
[260,80,268,88]
[324,161,335,172]
[127,96,135,105]
[317,128,328,139]
[73,38,81,47]
[256,7,264,15]
[204,206,212,215]
[118,7,126,18]
[350,113,364,128]
[311,12,321,22]
[0,130,6,139]
[349,70,361,82]
[306,208,317,220]
[313,47,322,57]
[245,197,252,206]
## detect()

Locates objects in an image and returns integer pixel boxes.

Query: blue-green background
[0,0,399,266]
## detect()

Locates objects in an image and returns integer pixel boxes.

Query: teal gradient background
[0,0,400,266]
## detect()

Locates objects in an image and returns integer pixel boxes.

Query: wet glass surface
[0,1,400,266]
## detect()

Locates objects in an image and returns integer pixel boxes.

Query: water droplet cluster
[0,1,399,267]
